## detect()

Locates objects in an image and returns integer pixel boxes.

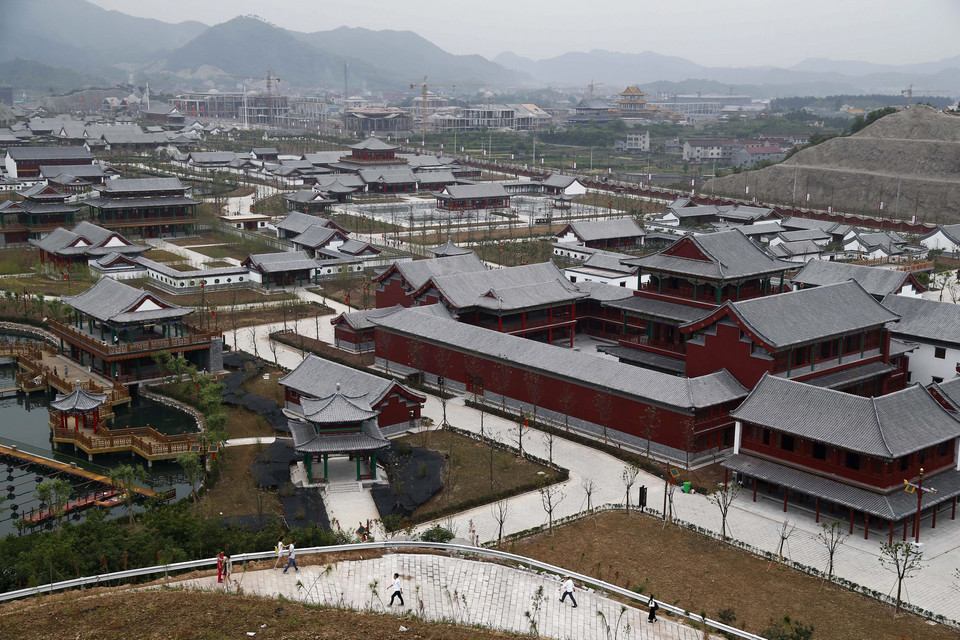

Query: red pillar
[903,517,909,541]
[849,508,854,534]
[783,488,788,512]
[522,312,526,330]
[864,514,870,540]
[932,503,937,529]
[723,468,728,490]
[889,519,894,544]
[953,496,957,520]
[815,498,821,523]
[498,315,502,332]
[752,479,758,502]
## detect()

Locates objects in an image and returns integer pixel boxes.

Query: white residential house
[882,295,960,386]
[562,249,641,289]
[615,130,650,153]
[920,224,960,254]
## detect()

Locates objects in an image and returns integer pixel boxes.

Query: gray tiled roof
[723,453,960,520]
[84,196,199,210]
[604,295,707,323]
[438,183,508,200]
[705,281,899,349]
[276,212,335,234]
[767,239,822,257]
[303,151,345,166]
[388,253,488,291]
[301,392,379,423]
[776,229,831,243]
[737,221,784,236]
[921,224,960,244]
[349,137,398,151]
[563,218,643,242]
[95,177,185,194]
[333,305,405,331]
[423,262,586,311]
[541,173,578,189]
[932,377,960,411]
[572,281,635,302]
[338,239,377,255]
[7,146,93,161]
[243,251,319,273]
[279,354,423,408]
[793,261,911,298]
[51,387,107,411]
[802,360,896,390]
[289,418,389,454]
[414,169,456,185]
[882,294,960,344]
[358,168,418,184]
[284,190,335,205]
[62,277,194,323]
[732,374,960,458]
[582,250,639,274]
[372,308,747,411]
[428,239,473,257]
[291,225,342,249]
[39,164,106,180]
[716,205,775,222]
[623,229,793,280]
[30,222,148,257]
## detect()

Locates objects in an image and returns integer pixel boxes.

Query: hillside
[702,106,960,224]
[296,27,526,86]
[0,58,109,94]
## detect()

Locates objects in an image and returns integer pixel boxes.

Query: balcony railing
[618,335,687,354]
[49,318,215,356]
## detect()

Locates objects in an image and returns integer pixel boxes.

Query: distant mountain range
[493,50,960,97]
[1,0,958,99]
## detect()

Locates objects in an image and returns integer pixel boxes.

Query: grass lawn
[240,365,286,407]
[219,301,329,331]
[0,589,519,639]
[195,442,281,519]
[141,249,183,263]
[0,273,97,297]
[515,511,954,640]
[331,212,399,235]
[188,244,251,261]
[0,247,39,274]
[398,430,563,518]
[203,260,235,268]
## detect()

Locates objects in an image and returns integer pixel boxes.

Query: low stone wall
[0,321,57,346]
[139,386,207,432]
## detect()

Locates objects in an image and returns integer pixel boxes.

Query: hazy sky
[87,0,959,68]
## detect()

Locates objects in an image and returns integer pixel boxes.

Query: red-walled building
[611,230,794,372]
[374,252,487,308]
[681,281,911,393]
[373,307,748,463]
[409,261,587,346]
[280,354,425,434]
[725,374,960,543]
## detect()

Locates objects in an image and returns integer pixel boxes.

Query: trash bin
[682,481,692,494]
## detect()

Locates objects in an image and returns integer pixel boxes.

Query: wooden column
[783,488,788,512]
[849,507,854,534]
[932,503,938,529]
[889,519,894,544]
[815,498,821,523]
[752,479,758,502]
[864,513,870,540]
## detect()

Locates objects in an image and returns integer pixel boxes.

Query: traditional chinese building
[436,183,510,211]
[374,252,487,308]
[725,374,960,543]
[84,177,199,238]
[241,251,322,289]
[0,183,81,245]
[4,146,94,180]
[54,277,222,381]
[31,221,149,267]
[281,355,426,481]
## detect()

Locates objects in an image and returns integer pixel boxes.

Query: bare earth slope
[704,106,960,224]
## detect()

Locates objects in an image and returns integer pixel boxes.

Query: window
[938,442,949,457]
[845,452,861,470]
[239,277,244,282]
[781,434,795,452]
[899,454,910,471]
[619,282,626,287]
[812,443,826,460]
[935,347,947,359]
[762,429,771,445]
[214,279,220,284]
[569,276,577,283]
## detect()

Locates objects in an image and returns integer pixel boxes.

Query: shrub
[419,525,455,543]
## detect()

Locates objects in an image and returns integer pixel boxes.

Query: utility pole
[904,468,937,544]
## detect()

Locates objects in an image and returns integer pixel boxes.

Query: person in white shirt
[389,573,404,606]
[282,540,298,573]
[560,576,578,608]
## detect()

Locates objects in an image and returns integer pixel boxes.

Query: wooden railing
[52,424,198,460]
[48,318,215,356]
[14,352,131,404]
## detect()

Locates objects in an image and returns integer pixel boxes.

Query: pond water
[0,350,196,536]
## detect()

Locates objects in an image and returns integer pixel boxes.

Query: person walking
[223,554,233,588]
[389,573,404,606]
[647,595,659,623]
[274,537,285,570]
[282,540,299,573]
[217,551,225,583]
[559,576,578,608]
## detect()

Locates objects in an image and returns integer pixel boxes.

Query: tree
[708,483,740,542]
[491,360,511,412]
[247,324,260,361]
[407,339,425,385]
[879,541,924,617]
[816,521,849,583]
[593,390,612,445]
[642,405,660,459]
[268,335,280,369]
[375,330,392,375]
[35,478,71,534]
[177,452,203,503]
[490,499,511,547]
[522,370,543,427]
[582,478,597,514]
[681,416,697,470]
[621,464,640,512]
[542,428,558,472]
[539,482,565,535]
[512,406,530,458]
[557,383,575,433]
[108,464,149,526]
[774,518,797,565]
[435,348,451,428]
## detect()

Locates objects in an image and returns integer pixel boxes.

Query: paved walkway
[172,553,704,640]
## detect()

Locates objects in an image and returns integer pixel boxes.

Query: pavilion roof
[51,386,107,412]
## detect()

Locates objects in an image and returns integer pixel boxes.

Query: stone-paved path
[172,553,709,640]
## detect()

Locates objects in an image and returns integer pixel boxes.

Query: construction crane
[587,79,605,99]
[409,76,484,144]
[901,84,948,106]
